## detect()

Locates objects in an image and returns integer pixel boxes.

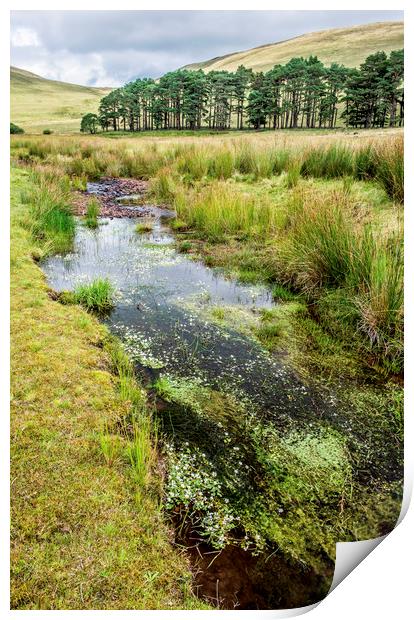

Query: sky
[10,10,404,87]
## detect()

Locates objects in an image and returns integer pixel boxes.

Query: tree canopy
[81,49,403,133]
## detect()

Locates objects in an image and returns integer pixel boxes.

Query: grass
[12,131,404,202]
[10,66,111,134]
[10,167,207,609]
[300,144,354,179]
[374,137,404,203]
[172,182,282,242]
[83,197,100,228]
[20,170,75,254]
[135,220,154,234]
[278,189,403,370]
[73,278,115,313]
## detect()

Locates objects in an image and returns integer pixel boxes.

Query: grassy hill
[183,21,403,73]
[10,66,111,134]
[11,21,403,134]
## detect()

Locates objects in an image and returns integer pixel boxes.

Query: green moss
[154,372,400,577]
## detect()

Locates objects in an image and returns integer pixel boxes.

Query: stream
[41,181,402,609]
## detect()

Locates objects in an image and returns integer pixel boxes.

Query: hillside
[10,66,111,134]
[183,21,403,73]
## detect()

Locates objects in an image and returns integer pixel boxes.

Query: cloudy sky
[10,10,403,87]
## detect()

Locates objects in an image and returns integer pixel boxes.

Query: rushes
[173,182,279,241]
[105,339,156,489]
[301,145,354,179]
[373,137,404,203]
[25,171,75,253]
[84,197,100,228]
[73,278,114,313]
[126,416,154,488]
[13,135,404,204]
[279,190,403,370]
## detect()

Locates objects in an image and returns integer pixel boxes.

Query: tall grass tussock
[73,277,115,313]
[20,170,75,253]
[279,189,403,370]
[84,196,100,228]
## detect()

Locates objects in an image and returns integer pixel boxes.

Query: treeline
[81,49,403,133]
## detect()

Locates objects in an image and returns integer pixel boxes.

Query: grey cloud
[11,10,404,86]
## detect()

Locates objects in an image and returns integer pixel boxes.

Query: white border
[2,2,412,619]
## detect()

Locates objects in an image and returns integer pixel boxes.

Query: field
[10,128,404,609]
[183,21,403,73]
[10,66,111,134]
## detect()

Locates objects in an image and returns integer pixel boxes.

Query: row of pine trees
[81,50,403,133]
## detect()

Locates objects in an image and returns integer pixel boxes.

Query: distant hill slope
[10,66,111,134]
[183,21,404,73]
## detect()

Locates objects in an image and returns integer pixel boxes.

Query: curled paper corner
[328,535,386,594]
[328,479,412,596]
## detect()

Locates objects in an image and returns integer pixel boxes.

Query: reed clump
[83,196,100,228]
[278,189,403,370]
[173,182,280,241]
[73,278,115,313]
[373,137,404,203]
[23,170,75,253]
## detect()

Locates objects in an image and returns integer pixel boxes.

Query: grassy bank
[10,167,207,609]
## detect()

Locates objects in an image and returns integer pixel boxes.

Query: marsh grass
[99,428,122,467]
[173,182,280,241]
[279,190,403,370]
[126,416,155,488]
[374,137,404,203]
[178,240,192,253]
[301,144,354,179]
[208,148,234,179]
[286,162,301,188]
[105,339,156,490]
[150,167,177,202]
[135,220,154,233]
[23,171,75,253]
[13,133,404,205]
[73,278,114,313]
[255,321,283,349]
[84,196,100,228]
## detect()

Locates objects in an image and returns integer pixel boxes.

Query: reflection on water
[42,215,332,428]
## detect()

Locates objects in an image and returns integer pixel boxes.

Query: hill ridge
[182,20,403,73]
[10,66,111,134]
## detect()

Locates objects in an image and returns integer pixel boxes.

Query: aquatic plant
[83,196,100,228]
[135,220,154,233]
[178,240,192,253]
[73,277,115,313]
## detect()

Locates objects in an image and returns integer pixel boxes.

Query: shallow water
[42,194,402,474]
[42,215,333,427]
